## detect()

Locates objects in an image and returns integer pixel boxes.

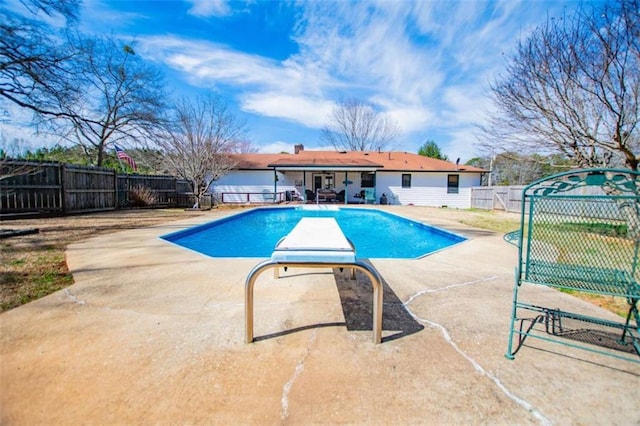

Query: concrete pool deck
[1,206,638,424]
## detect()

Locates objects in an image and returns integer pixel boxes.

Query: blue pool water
[161,207,466,259]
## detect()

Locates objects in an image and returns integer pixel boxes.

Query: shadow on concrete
[253,322,347,342]
[252,260,424,343]
[523,345,640,376]
[333,260,424,343]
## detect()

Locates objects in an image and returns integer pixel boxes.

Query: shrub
[129,185,158,207]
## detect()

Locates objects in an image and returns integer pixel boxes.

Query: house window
[313,173,335,191]
[402,174,411,188]
[447,174,459,194]
[361,172,375,188]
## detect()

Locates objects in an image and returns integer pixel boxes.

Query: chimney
[294,144,304,154]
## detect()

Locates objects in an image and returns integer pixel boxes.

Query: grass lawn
[456,208,521,233]
[458,209,634,318]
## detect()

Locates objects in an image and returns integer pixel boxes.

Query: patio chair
[364,188,376,204]
[305,189,315,203]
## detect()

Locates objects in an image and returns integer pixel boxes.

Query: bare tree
[0,127,41,181]
[0,132,44,184]
[483,0,639,171]
[156,96,245,208]
[41,36,167,166]
[321,98,400,152]
[0,158,45,183]
[234,139,260,153]
[1,0,81,119]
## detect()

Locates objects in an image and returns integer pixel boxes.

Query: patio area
[1,206,638,424]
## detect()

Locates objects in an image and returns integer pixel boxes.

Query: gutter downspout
[344,171,348,205]
[303,172,307,203]
[273,167,277,204]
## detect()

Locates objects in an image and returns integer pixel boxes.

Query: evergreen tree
[417,140,449,161]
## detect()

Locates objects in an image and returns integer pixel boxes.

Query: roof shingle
[231,150,486,172]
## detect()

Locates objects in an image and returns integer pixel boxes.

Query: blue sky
[4,0,596,161]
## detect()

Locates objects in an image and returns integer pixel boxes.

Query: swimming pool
[161,206,466,259]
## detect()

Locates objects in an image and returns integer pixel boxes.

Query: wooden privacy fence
[470,186,525,213]
[1,160,192,218]
[117,174,192,208]
[471,183,626,220]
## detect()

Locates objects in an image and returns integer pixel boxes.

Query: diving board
[271,217,355,264]
[245,217,384,344]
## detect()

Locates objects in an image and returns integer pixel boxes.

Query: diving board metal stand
[245,218,384,343]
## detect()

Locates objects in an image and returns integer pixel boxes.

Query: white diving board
[271,218,355,263]
[245,217,384,344]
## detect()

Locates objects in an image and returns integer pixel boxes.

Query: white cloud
[138,37,280,85]
[186,0,231,17]
[3,0,70,27]
[443,128,485,163]
[242,93,334,128]
[292,1,445,104]
[257,141,292,154]
[385,106,434,134]
[440,85,493,127]
[121,1,579,154]
[138,36,328,94]
[136,2,532,139]
[0,102,62,155]
[137,35,336,126]
[79,0,147,32]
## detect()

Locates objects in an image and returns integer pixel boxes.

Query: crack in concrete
[64,288,86,305]
[404,275,498,305]
[403,276,552,426]
[281,328,318,421]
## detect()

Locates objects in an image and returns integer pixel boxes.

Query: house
[211,145,486,207]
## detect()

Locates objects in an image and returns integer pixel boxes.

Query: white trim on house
[212,169,482,207]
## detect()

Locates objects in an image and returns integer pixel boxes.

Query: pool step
[295,205,340,211]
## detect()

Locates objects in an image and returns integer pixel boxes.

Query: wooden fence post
[59,162,67,215]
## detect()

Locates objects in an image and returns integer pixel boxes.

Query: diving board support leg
[273,266,289,279]
[245,259,384,344]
